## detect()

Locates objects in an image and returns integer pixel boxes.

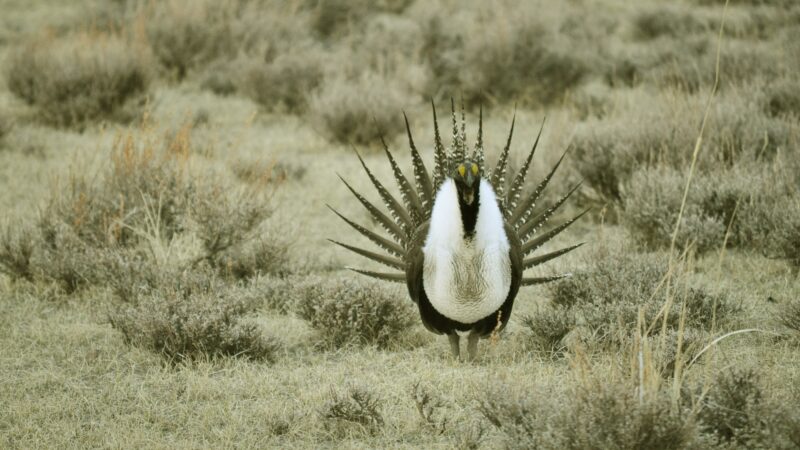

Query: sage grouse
[330,102,585,360]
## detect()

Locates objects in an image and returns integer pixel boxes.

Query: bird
[329,101,586,360]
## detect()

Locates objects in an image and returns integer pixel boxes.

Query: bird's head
[452,160,481,206]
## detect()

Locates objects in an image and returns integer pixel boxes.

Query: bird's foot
[448,334,460,359]
[466,333,479,361]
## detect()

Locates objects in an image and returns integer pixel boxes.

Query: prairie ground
[1,0,799,448]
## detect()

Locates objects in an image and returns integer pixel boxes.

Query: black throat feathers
[458,185,480,238]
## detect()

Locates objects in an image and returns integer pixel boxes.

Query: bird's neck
[459,185,480,238]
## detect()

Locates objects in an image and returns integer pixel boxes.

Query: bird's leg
[467,333,480,361]
[448,334,460,359]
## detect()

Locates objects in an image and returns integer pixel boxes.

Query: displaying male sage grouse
[330,102,586,360]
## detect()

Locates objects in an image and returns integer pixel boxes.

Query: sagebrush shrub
[8,124,288,293]
[32,215,107,293]
[763,78,800,118]
[571,93,796,206]
[479,381,696,449]
[570,112,694,205]
[460,15,588,107]
[320,383,384,433]
[215,236,292,280]
[745,196,800,269]
[295,278,415,349]
[411,381,450,434]
[109,267,279,362]
[6,32,149,127]
[0,112,11,146]
[414,4,589,106]
[699,368,765,446]
[520,306,576,355]
[241,51,324,113]
[0,222,35,282]
[189,183,273,268]
[632,6,706,40]
[622,168,728,253]
[536,248,736,350]
[308,0,413,38]
[144,0,236,79]
[309,72,408,145]
[624,160,799,260]
[779,298,800,335]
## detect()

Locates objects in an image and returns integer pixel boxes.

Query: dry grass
[1,0,799,448]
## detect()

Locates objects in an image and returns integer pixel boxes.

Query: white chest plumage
[422,179,512,324]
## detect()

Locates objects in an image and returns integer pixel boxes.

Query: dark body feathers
[331,102,583,353]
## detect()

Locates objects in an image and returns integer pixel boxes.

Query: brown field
[1,0,799,448]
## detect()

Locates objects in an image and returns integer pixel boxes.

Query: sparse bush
[144,0,236,79]
[632,6,706,40]
[309,72,408,145]
[241,51,324,113]
[232,159,307,185]
[574,92,796,208]
[10,123,288,294]
[295,278,415,349]
[199,58,239,96]
[570,106,696,204]
[308,0,413,38]
[779,298,800,335]
[32,215,106,292]
[6,32,149,127]
[658,328,705,377]
[411,381,450,434]
[479,381,697,449]
[0,112,11,146]
[763,78,800,118]
[699,368,765,446]
[321,383,383,433]
[215,235,292,280]
[459,16,588,107]
[544,249,737,349]
[243,275,301,314]
[521,306,576,355]
[189,183,273,269]
[622,169,729,253]
[624,159,799,258]
[108,267,279,362]
[0,222,35,282]
[414,4,590,107]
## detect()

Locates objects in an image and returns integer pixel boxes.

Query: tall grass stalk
[648,0,730,409]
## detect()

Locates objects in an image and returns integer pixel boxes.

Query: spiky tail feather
[332,103,583,286]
